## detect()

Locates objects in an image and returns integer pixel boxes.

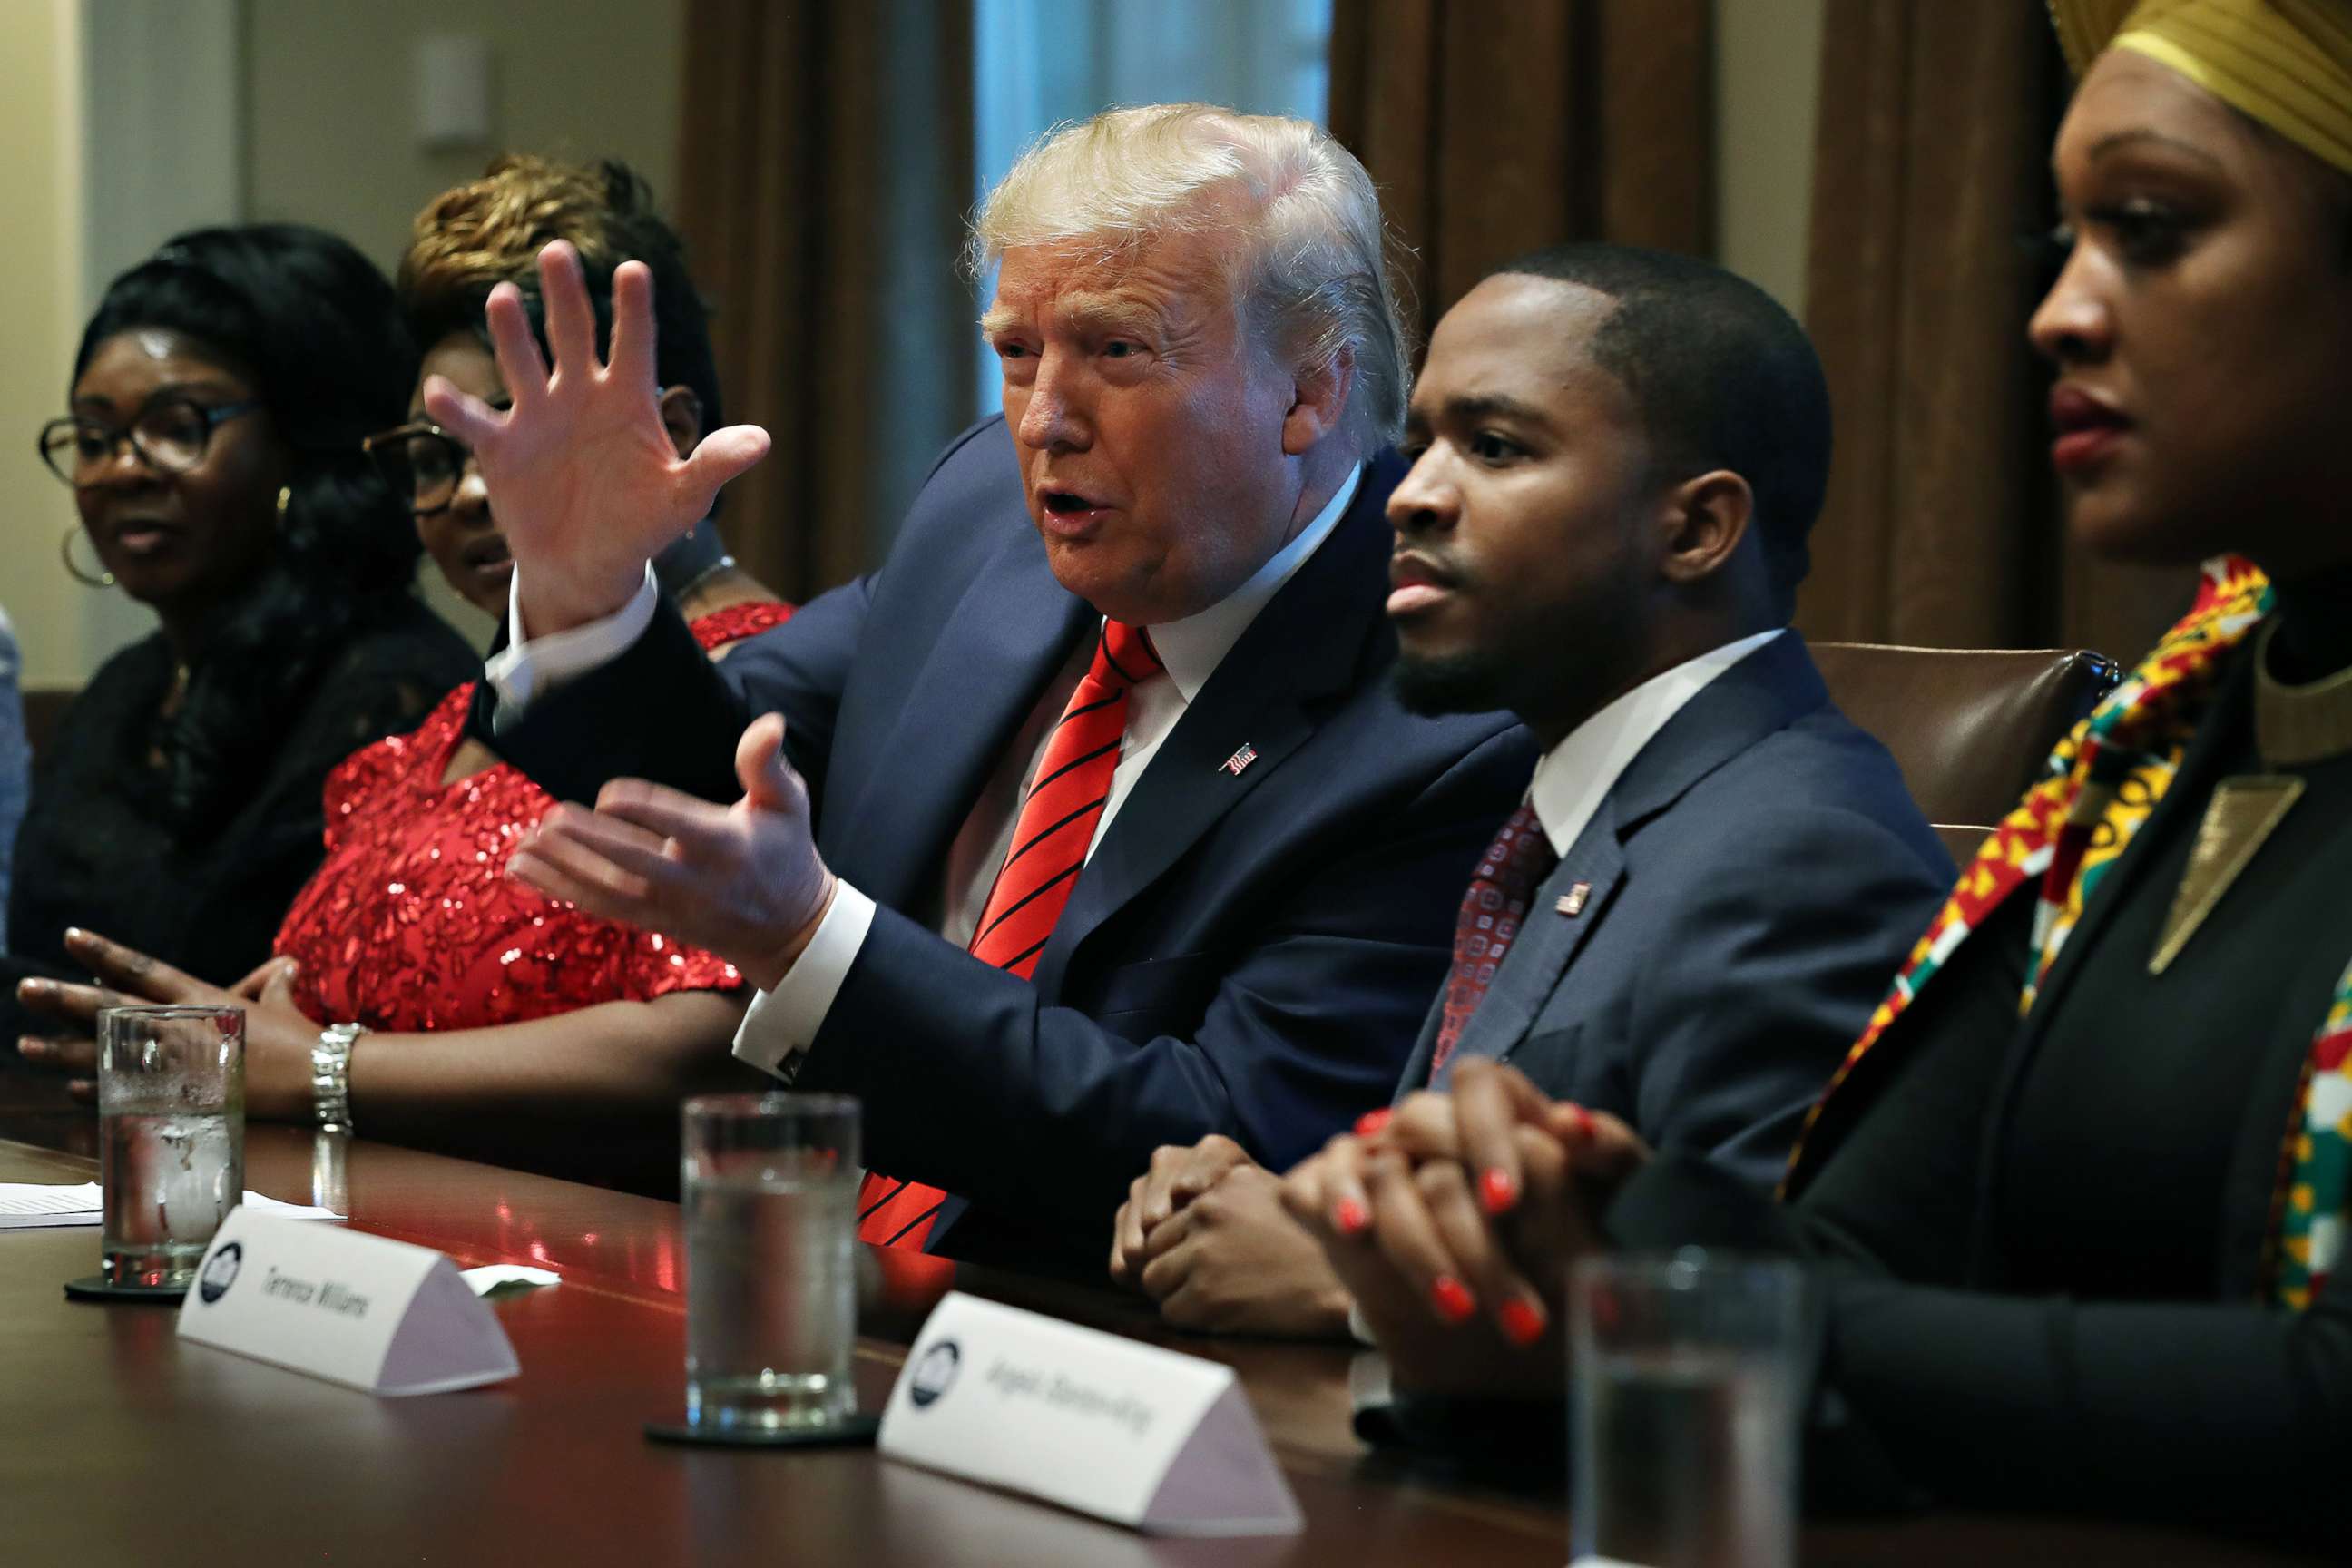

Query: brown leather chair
[1810,642,2122,864]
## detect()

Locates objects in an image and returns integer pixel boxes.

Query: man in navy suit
[1108,245,1954,1341]
[422,105,1534,1275]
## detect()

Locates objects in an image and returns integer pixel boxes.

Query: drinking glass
[97,1005,245,1288]
[1569,1250,1807,1568]
[681,1093,861,1432]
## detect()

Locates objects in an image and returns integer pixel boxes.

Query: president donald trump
[427,104,1533,1273]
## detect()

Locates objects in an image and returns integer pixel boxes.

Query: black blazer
[3,602,475,1048]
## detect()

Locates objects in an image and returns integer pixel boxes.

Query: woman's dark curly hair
[397,154,725,434]
[72,223,424,831]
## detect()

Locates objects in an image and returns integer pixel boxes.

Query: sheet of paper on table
[459,1265,559,1298]
[0,1183,343,1230]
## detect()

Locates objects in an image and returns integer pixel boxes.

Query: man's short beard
[1391,649,1513,718]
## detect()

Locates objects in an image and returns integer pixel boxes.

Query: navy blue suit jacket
[1396,632,1954,1190]
[485,416,1536,1272]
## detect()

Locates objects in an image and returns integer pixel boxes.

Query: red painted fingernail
[1497,1298,1548,1347]
[1569,1102,1596,1140]
[1478,1167,1517,1215]
[1354,1108,1392,1138]
[1334,1199,1369,1235]
[1431,1274,1476,1323]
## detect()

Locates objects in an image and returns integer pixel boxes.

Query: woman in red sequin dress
[270,599,789,1034]
[18,160,791,1181]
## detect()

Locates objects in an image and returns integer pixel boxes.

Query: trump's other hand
[509,712,835,990]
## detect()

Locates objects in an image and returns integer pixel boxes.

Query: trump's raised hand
[508,713,836,991]
[421,240,770,636]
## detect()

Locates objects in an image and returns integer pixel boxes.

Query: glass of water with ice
[1569,1250,1808,1568]
[96,1005,245,1288]
[681,1093,861,1433]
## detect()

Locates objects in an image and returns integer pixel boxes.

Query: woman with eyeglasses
[1271,0,2352,1548]
[3,227,474,1053]
[379,157,777,631]
[18,160,789,1190]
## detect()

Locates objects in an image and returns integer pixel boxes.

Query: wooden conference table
[0,1116,2328,1567]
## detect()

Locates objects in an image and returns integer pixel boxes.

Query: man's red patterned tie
[1427,801,1558,1080]
[856,621,1166,1249]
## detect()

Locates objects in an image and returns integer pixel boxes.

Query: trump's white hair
[972,103,1412,452]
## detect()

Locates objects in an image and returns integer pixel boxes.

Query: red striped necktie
[856,620,1167,1249]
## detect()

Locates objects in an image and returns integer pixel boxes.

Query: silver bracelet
[311,1023,365,1135]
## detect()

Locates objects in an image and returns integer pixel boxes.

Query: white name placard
[177,1209,518,1396]
[877,1291,1301,1536]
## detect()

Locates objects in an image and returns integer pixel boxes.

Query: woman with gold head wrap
[1270,1,2352,1544]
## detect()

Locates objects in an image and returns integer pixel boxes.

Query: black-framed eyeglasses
[37,396,263,486]
[362,422,474,516]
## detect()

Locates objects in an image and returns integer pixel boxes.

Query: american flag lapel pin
[1555,882,1591,917]
[1219,742,1259,777]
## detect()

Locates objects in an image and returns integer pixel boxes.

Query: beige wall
[242,0,687,276]
[1716,0,1828,319]
[0,2,86,686]
[241,0,687,645]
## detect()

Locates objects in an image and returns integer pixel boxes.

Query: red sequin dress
[271,603,794,1031]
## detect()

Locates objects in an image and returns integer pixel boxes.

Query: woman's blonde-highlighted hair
[395,152,725,429]
[397,154,617,329]
[972,103,1412,451]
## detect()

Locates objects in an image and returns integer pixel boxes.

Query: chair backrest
[21,687,77,770]
[1810,642,2121,863]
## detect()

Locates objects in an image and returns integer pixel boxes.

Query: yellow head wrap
[2048,0,2352,174]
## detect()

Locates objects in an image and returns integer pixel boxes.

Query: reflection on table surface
[0,1114,2329,1567]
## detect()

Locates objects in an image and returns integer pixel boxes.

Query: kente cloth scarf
[1783,556,2352,1309]
[2048,0,2352,175]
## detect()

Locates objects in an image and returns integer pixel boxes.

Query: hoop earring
[276,485,291,528]
[60,525,114,589]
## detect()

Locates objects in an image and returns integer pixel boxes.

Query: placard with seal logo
[176,1209,518,1396]
[877,1292,1300,1535]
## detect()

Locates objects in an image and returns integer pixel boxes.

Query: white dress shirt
[1523,628,1785,853]
[482,467,1365,1082]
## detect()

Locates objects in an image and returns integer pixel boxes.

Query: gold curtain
[1328,0,1714,339]
[674,0,975,602]
[1796,0,2189,658]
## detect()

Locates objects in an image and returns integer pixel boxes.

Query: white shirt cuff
[484,564,661,726]
[730,881,878,1082]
